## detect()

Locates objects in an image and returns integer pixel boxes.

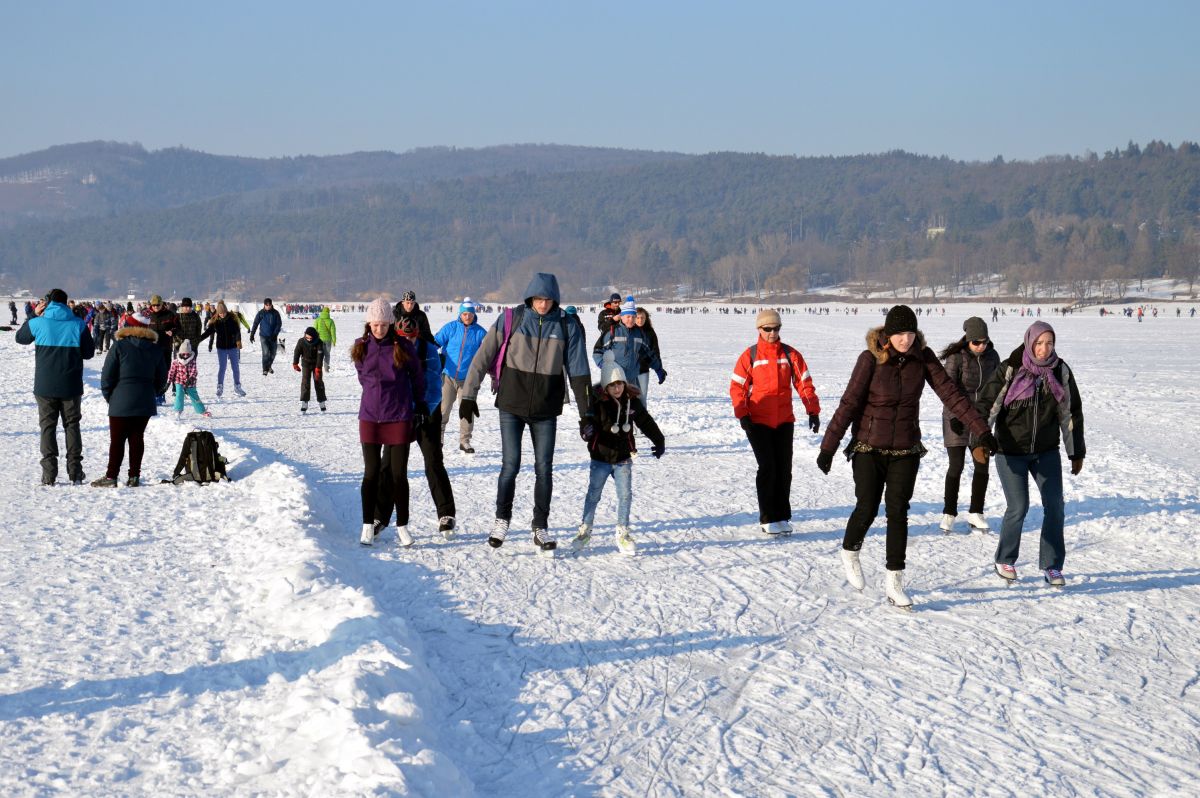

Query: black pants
[842,450,921,571]
[107,416,150,479]
[745,421,794,524]
[299,364,326,403]
[943,446,989,515]
[377,410,455,522]
[362,442,410,526]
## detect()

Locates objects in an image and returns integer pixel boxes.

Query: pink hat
[366,297,392,324]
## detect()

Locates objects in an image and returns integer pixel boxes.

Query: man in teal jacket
[16,288,96,485]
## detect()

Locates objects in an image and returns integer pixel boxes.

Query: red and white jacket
[730,339,820,428]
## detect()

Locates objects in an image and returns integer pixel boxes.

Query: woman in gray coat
[94,313,168,487]
[938,316,1001,532]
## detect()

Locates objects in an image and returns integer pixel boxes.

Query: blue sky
[3,0,1197,162]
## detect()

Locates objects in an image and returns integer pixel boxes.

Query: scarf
[1004,321,1066,406]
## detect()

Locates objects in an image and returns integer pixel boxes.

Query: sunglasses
[969,339,988,346]
[759,325,781,333]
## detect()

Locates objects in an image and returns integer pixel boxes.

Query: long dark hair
[939,336,968,361]
[350,322,410,368]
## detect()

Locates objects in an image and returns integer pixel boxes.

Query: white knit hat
[366,297,392,323]
[600,362,627,387]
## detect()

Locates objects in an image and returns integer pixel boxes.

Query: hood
[116,326,159,343]
[319,308,331,319]
[523,272,561,307]
[42,302,78,322]
[866,325,926,364]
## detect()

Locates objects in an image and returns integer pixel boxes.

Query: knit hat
[176,340,193,359]
[402,290,417,302]
[608,292,621,303]
[601,362,627,388]
[963,316,989,342]
[619,296,637,316]
[366,297,392,323]
[459,297,477,314]
[304,326,318,339]
[149,294,163,306]
[180,297,193,307]
[884,305,918,336]
[565,305,578,315]
[263,297,272,306]
[755,309,781,328]
[126,311,152,327]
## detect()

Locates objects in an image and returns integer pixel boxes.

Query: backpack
[486,306,569,394]
[171,431,229,485]
[747,342,796,383]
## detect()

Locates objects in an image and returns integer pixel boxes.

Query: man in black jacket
[145,294,178,405]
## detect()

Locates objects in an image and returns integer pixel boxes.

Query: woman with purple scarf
[977,321,1086,586]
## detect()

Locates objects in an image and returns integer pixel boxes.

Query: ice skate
[939,513,956,534]
[488,518,509,549]
[359,523,375,546]
[533,527,557,554]
[840,549,865,590]
[1044,568,1066,587]
[615,526,636,555]
[571,523,592,551]
[965,512,991,532]
[884,570,913,609]
[995,562,1018,584]
[438,516,455,541]
[396,525,414,548]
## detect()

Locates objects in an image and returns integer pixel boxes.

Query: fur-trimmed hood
[116,326,159,343]
[865,325,926,364]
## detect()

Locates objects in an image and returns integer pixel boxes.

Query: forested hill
[1,140,1197,301]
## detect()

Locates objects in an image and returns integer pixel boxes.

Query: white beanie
[176,339,193,358]
[366,297,392,324]
[619,296,637,316]
[600,362,627,388]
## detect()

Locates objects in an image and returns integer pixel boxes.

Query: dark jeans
[842,450,921,571]
[299,364,326,403]
[497,410,557,528]
[36,395,83,482]
[994,450,1066,570]
[261,336,279,373]
[378,409,455,520]
[943,446,989,515]
[363,442,411,526]
[106,416,150,479]
[745,421,794,523]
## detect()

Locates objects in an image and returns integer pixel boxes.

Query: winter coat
[592,323,664,382]
[730,339,820,429]
[167,355,199,389]
[15,301,95,398]
[435,317,487,381]
[175,309,203,352]
[821,326,989,455]
[101,327,168,417]
[293,336,326,370]
[462,272,592,420]
[199,313,242,350]
[250,307,282,340]
[977,344,1086,459]
[392,304,434,343]
[314,308,337,346]
[597,305,618,334]
[411,337,444,410]
[355,332,423,424]
[940,341,1000,447]
[637,323,660,375]
[146,307,178,352]
[585,384,665,464]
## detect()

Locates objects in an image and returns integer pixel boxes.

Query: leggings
[362,442,411,526]
[107,416,150,479]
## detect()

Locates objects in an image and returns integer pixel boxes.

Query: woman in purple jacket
[353,297,424,548]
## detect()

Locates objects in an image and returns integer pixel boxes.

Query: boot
[840,549,865,589]
[939,513,956,533]
[396,525,414,548]
[884,570,913,608]
[965,512,991,532]
[359,523,374,547]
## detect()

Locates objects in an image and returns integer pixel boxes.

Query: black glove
[949,418,965,436]
[249,335,255,344]
[816,450,834,474]
[739,416,754,434]
[1071,457,1084,476]
[413,403,429,428]
[808,414,820,434]
[656,369,667,385]
[459,398,479,420]
[651,443,665,459]
[978,430,999,455]
[579,418,595,441]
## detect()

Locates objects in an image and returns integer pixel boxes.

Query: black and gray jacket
[977,344,1085,460]
[941,339,1000,447]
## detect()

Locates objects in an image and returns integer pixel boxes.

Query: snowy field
[1,302,1198,797]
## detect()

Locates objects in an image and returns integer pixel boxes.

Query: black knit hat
[304,326,318,338]
[883,305,918,336]
[963,316,989,341]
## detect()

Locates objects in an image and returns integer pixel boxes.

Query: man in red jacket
[730,309,820,536]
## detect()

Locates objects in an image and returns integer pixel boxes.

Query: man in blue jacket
[435,298,487,453]
[249,298,283,376]
[592,295,666,386]
[16,288,96,485]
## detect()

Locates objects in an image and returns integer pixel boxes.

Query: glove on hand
[249,335,255,344]
[413,403,430,428]
[313,368,322,381]
[949,418,965,436]
[978,431,999,455]
[739,416,754,434]
[816,450,834,474]
[459,398,479,420]
[579,418,595,442]
[808,414,821,434]
[651,444,665,459]
[1071,458,1084,476]
[293,363,301,372]
[656,369,667,385]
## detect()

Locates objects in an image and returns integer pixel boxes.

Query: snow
[1,303,1198,796]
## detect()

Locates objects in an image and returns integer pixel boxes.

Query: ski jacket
[167,356,199,389]
[730,339,820,429]
[314,308,337,346]
[592,324,664,382]
[941,341,1000,447]
[199,313,242,350]
[410,337,444,410]
[175,309,203,353]
[597,304,618,334]
[462,272,592,420]
[250,307,282,340]
[355,332,423,424]
[101,327,168,417]
[821,326,988,455]
[977,344,1086,459]
[392,303,434,343]
[15,301,95,398]
[146,307,178,352]
[435,318,487,381]
[292,336,326,370]
[585,384,665,464]
[637,323,660,375]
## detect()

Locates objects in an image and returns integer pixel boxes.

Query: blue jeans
[581,460,633,527]
[994,450,1065,570]
[261,336,279,372]
[216,348,241,389]
[497,411,557,528]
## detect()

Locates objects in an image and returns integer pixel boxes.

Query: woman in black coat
[94,314,168,487]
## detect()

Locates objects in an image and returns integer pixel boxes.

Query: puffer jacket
[101,327,168,417]
[821,326,989,455]
[175,309,203,352]
[435,318,487,381]
[585,384,664,464]
[592,323,663,382]
[199,313,242,350]
[461,272,592,420]
[941,340,1000,447]
[315,308,337,346]
[355,331,423,424]
[730,339,820,429]
[977,344,1086,459]
[146,307,178,352]
[15,301,95,398]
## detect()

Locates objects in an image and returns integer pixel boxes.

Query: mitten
[651,443,665,459]
[459,398,479,420]
[808,414,820,434]
[313,368,322,381]
[656,369,667,385]
[816,450,834,474]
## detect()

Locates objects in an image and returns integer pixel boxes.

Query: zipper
[529,315,544,417]
[1029,379,1041,453]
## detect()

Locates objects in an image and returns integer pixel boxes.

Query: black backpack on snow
[171,431,229,485]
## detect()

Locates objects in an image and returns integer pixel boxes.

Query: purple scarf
[1004,321,1066,406]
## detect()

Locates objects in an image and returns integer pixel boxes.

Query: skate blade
[886,599,914,611]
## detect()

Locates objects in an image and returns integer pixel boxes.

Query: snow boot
[939,513,956,534]
[615,525,636,555]
[840,549,865,590]
[438,516,455,541]
[396,525,414,548]
[571,523,592,551]
[884,570,913,609]
[965,512,991,532]
[488,518,509,549]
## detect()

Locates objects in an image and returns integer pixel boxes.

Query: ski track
[2,305,1199,796]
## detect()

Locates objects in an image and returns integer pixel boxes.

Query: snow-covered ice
[1,303,1198,796]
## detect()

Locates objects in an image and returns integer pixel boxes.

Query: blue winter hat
[459,297,477,314]
[619,296,637,316]
[565,305,578,315]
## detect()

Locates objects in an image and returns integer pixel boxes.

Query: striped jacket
[730,339,820,429]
